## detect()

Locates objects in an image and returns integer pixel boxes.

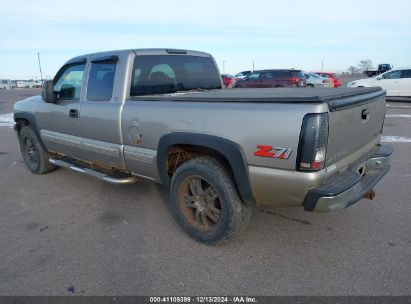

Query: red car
[313,72,341,87]
[221,74,236,88]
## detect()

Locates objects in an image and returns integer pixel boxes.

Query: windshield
[130,55,222,96]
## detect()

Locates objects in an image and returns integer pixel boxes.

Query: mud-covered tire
[170,157,251,245]
[19,126,56,174]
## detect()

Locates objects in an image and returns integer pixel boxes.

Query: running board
[49,158,140,185]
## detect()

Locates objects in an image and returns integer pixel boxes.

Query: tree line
[345,59,373,75]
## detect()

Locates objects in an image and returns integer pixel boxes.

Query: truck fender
[157,132,256,205]
[13,112,46,148]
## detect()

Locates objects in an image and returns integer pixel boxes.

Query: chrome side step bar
[49,158,140,185]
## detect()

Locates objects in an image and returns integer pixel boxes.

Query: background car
[221,74,236,88]
[235,71,252,79]
[314,72,341,87]
[0,79,12,89]
[234,69,307,88]
[364,63,392,77]
[303,72,333,88]
[347,67,411,97]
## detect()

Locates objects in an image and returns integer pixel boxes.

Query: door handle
[69,109,78,118]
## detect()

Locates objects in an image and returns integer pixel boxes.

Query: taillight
[297,113,329,171]
[290,76,298,84]
[322,79,328,83]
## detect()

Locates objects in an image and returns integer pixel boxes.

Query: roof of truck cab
[65,48,212,64]
[130,87,385,111]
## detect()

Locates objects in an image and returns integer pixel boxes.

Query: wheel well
[14,118,30,132]
[166,145,233,179]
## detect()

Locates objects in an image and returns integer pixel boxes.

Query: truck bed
[130,87,384,111]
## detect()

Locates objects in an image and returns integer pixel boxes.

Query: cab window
[149,63,177,87]
[87,62,117,101]
[130,55,222,96]
[54,64,86,100]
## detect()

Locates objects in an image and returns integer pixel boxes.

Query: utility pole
[223,60,226,74]
[252,61,255,72]
[37,52,43,80]
[321,60,324,71]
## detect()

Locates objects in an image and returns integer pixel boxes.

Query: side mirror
[376,76,382,80]
[42,80,56,103]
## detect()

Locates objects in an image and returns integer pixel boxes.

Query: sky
[0,0,410,79]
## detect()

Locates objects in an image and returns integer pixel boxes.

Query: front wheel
[19,126,56,174]
[170,157,251,245]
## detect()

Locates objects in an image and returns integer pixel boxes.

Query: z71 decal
[254,145,292,159]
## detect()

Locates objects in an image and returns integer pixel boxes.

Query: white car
[347,67,411,97]
[303,72,333,88]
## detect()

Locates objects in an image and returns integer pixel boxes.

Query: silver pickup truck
[13,49,393,244]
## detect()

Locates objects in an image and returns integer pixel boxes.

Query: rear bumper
[304,145,393,212]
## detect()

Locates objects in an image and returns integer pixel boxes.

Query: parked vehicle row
[234,69,307,88]
[228,70,341,89]
[0,80,44,89]
[17,80,43,88]
[347,67,411,97]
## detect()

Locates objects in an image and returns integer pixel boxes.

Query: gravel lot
[0,88,410,296]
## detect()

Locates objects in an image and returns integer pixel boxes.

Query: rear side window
[262,72,274,79]
[400,69,411,78]
[130,55,222,96]
[87,61,116,101]
[271,71,291,78]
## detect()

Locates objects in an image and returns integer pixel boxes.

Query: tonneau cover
[130,87,385,111]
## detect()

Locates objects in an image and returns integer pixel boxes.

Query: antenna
[37,52,43,80]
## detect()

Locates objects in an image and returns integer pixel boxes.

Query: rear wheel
[307,84,315,88]
[19,126,56,174]
[274,85,284,88]
[170,157,251,245]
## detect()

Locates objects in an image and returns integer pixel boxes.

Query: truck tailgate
[325,90,386,167]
